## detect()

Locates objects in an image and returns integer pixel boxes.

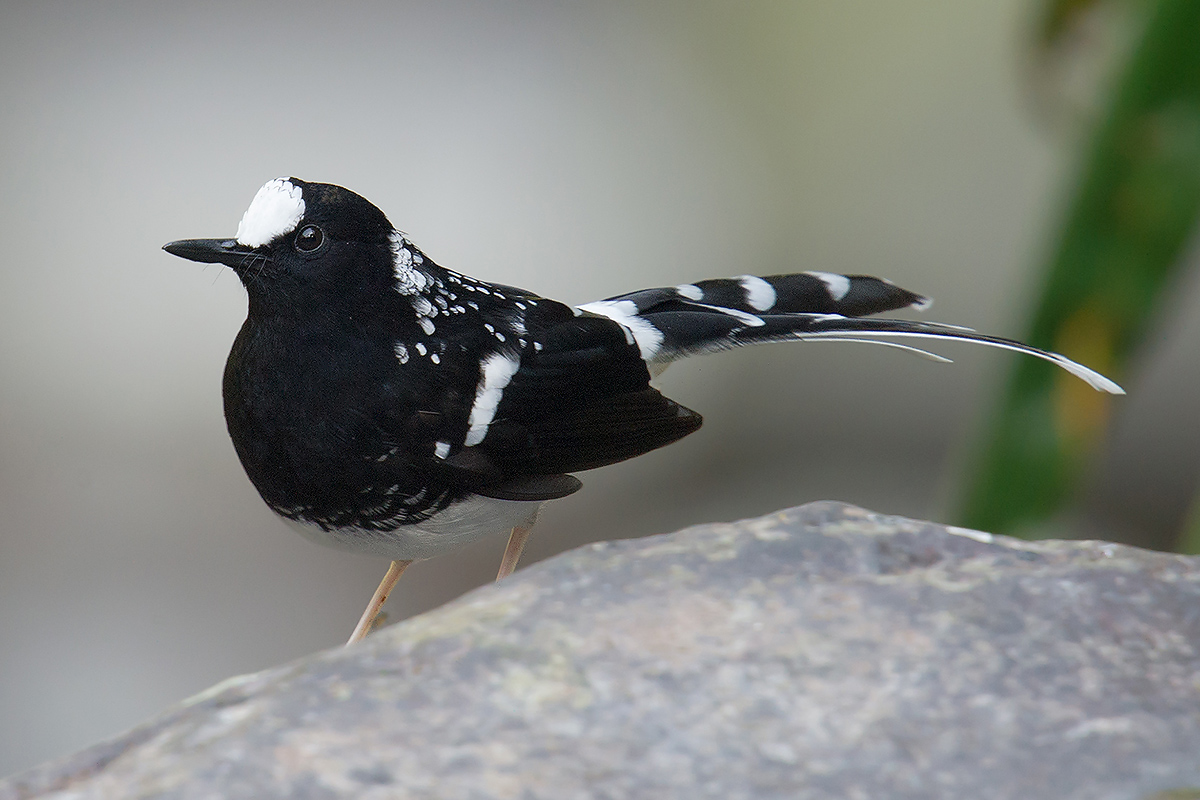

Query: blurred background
[2,0,1198,777]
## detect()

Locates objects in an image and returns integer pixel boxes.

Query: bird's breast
[220,316,456,528]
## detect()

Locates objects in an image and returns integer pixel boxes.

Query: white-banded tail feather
[588,270,1123,395]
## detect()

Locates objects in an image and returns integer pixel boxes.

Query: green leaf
[959,0,1200,536]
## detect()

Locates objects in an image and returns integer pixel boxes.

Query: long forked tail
[577,272,1124,395]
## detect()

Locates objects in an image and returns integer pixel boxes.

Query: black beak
[162,238,261,269]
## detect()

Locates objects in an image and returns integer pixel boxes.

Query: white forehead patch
[236,178,305,247]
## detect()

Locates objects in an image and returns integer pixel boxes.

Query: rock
[5,502,1200,800]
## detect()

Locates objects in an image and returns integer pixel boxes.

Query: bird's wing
[395,298,701,499]
[394,270,1120,502]
[479,299,703,476]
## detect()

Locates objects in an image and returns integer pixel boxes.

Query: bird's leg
[345,559,413,646]
[496,526,533,581]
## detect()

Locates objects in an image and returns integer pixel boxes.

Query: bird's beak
[162,238,261,269]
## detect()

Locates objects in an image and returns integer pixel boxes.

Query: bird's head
[164,178,419,315]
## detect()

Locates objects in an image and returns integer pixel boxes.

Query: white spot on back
[434,441,450,459]
[577,299,664,361]
[676,283,704,301]
[394,342,409,364]
[738,275,777,311]
[805,271,851,301]
[465,353,521,446]
[418,317,436,335]
[235,178,304,248]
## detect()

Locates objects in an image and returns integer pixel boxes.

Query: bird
[163,177,1124,645]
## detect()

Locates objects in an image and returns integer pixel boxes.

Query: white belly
[282,495,544,561]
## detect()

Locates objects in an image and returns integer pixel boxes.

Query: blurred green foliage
[959,0,1200,540]
[1180,500,1200,554]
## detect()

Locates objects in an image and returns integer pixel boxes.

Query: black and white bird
[164,177,1123,644]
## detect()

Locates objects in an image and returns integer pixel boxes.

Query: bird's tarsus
[345,559,412,646]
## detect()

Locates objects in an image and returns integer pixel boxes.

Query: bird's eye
[294,224,324,253]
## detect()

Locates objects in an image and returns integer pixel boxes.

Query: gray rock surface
[5,502,1200,800]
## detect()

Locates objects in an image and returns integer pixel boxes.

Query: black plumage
[163,177,1123,643]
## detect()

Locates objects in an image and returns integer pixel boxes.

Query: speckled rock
[5,502,1200,800]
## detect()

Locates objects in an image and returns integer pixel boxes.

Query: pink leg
[495,526,533,581]
[345,559,413,646]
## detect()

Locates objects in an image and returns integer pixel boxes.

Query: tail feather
[730,315,1125,395]
[578,271,1124,395]
[607,272,928,318]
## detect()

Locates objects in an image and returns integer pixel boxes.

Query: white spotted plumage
[390,231,430,294]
